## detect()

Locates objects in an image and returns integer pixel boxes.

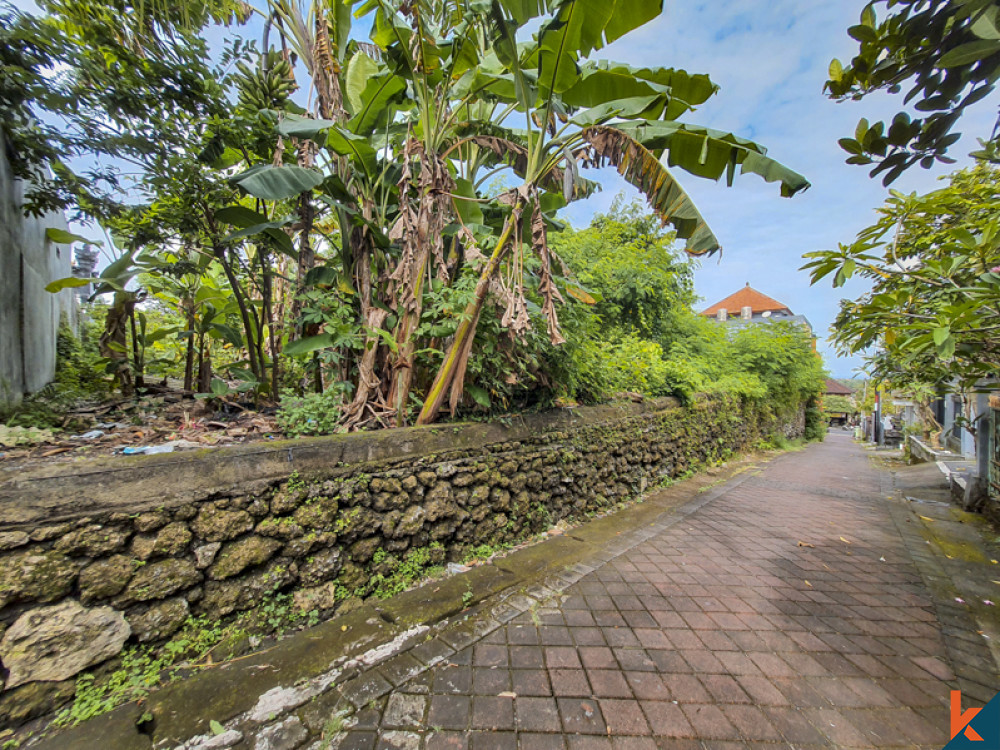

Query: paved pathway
[296,435,996,750]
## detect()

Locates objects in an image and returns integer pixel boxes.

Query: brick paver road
[324,434,991,750]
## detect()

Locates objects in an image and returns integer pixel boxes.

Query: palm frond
[581,125,720,256]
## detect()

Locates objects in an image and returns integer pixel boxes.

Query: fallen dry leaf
[839,537,852,544]
[804,580,812,587]
[797,541,815,548]
[918,515,935,522]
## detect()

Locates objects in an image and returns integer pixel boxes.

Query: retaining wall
[0,395,799,726]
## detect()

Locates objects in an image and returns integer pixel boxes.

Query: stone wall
[0,395,792,726]
[0,141,77,410]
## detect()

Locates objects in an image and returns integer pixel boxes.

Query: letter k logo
[952,691,984,741]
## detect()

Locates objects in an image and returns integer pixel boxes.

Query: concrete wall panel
[0,144,75,408]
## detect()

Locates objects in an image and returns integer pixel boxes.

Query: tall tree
[803,164,1000,392]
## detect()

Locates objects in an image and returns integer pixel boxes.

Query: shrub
[276,386,352,436]
[804,401,826,442]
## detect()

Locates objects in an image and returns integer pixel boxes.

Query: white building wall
[0,145,76,409]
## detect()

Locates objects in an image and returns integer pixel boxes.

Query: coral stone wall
[0,395,793,726]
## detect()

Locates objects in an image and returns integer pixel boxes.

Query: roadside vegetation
[0,0,822,443]
[3,198,826,448]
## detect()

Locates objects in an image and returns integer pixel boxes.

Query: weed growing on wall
[53,615,238,726]
[352,544,445,599]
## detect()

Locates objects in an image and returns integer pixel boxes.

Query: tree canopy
[803,163,1000,391]
[827,0,1000,184]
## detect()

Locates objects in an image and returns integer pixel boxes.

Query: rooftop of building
[824,378,854,396]
[702,283,793,317]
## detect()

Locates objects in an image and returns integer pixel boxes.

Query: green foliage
[541,204,825,417]
[276,389,351,437]
[726,322,825,414]
[463,542,513,563]
[353,544,444,600]
[823,395,855,414]
[551,197,695,340]
[54,615,239,727]
[8,0,811,427]
[756,435,805,452]
[258,592,319,634]
[827,1,1000,183]
[558,334,695,403]
[286,471,306,493]
[804,402,826,442]
[804,164,1000,392]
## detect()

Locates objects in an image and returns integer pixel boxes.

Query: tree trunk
[183,309,195,392]
[212,244,261,383]
[198,351,213,393]
[416,201,522,425]
[128,306,145,390]
[387,250,430,425]
[262,257,279,397]
[99,291,136,397]
[204,210,261,384]
[290,192,316,335]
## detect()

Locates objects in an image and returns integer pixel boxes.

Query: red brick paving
[339,435,989,748]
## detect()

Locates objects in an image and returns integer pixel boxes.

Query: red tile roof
[702,283,792,316]
[824,378,854,396]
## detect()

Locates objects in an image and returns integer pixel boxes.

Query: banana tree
[256,0,356,334]
[355,0,511,425]
[230,0,811,427]
[410,0,810,424]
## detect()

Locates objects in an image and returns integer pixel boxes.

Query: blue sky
[563,1,998,377]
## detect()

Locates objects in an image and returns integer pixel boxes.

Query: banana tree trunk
[416,199,523,425]
[183,309,196,392]
[290,192,315,335]
[388,250,430,425]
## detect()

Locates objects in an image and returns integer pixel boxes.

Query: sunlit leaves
[805,164,1000,388]
[826,1,1000,182]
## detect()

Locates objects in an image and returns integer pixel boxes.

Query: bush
[276,385,352,436]
[804,402,826,442]
[557,333,707,403]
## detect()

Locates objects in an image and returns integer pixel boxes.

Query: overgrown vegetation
[805,163,1000,447]
[54,614,242,727]
[545,202,825,425]
[352,544,445,599]
[53,576,331,728]
[6,200,826,441]
[3,0,813,433]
